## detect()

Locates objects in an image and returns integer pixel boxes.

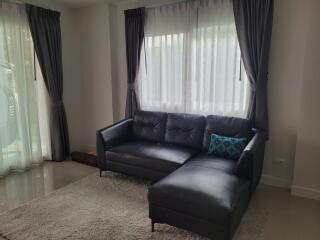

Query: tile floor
[0,161,319,239]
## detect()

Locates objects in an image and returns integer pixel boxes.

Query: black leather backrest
[164,113,205,149]
[203,115,252,151]
[133,111,167,142]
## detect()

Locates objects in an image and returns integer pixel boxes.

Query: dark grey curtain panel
[125,8,145,118]
[26,4,70,161]
[233,0,273,133]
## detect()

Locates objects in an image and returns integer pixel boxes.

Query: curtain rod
[1,0,60,13]
[1,0,24,5]
[145,0,232,9]
[146,0,186,9]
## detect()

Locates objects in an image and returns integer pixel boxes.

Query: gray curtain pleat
[233,0,273,134]
[26,4,70,161]
[125,8,145,118]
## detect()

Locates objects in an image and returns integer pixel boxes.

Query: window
[137,0,250,118]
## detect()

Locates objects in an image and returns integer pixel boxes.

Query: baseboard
[261,174,291,189]
[291,185,320,201]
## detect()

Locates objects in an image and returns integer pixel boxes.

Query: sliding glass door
[0,2,51,176]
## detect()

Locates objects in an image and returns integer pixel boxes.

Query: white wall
[109,3,123,122]
[23,0,85,152]
[265,0,320,200]
[262,0,308,188]
[292,0,320,200]
[75,3,114,150]
[109,2,127,122]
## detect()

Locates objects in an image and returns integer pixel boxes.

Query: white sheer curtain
[0,2,51,177]
[137,0,250,117]
[36,57,52,161]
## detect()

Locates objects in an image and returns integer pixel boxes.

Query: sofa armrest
[96,119,133,170]
[235,129,267,193]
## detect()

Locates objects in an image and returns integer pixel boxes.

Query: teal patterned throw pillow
[208,133,247,160]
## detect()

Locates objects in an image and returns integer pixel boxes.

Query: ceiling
[53,0,131,8]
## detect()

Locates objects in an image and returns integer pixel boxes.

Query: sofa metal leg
[100,169,103,177]
[151,220,155,232]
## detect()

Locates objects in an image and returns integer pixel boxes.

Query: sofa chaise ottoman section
[185,153,237,173]
[148,165,250,240]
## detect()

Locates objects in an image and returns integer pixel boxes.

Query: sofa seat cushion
[148,165,250,225]
[106,141,197,173]
[186,153,236,173]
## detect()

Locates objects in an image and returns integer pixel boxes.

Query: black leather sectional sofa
[97,111,266,240]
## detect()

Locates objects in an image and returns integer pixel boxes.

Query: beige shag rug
[0,172,267,240]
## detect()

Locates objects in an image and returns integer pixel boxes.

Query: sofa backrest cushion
[203,115,252,151]
[164,113,205,149]
[133,111,167,142]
